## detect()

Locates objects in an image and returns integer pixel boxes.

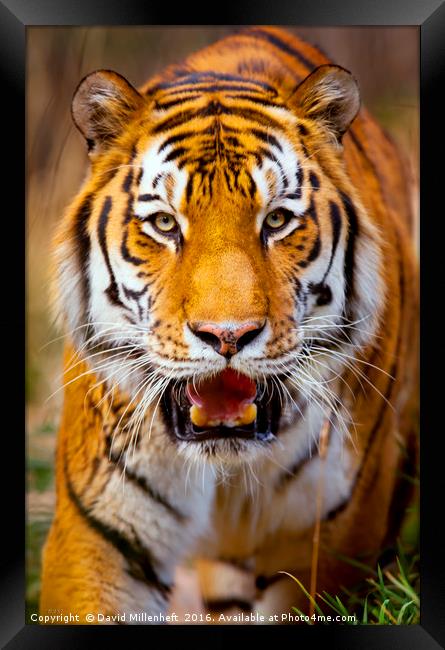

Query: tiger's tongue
[186,369,257,427]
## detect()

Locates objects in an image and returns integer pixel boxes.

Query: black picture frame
[6,0,444,646]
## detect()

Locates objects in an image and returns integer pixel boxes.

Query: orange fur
[41,28,418,623]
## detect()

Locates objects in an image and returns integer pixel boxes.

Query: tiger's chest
[199,403,358,567]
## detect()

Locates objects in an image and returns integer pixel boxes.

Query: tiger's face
[54,66,384,461]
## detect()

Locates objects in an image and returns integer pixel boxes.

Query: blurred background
[26,26,419,619]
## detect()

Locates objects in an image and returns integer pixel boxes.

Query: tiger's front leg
[40,368,215,624]
[40,481,174,623]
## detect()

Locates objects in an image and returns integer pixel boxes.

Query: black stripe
[293,166,303,199]
[152,173,164,189]
[340,192,359,306]
[154,72,278,94]
[306,195,318,222]
[321,200,342,283]
[245,170,257,199]
[121,231,146,265]
[298,123,310,157]
[225,105,285,130]
[275,446,318,491]
[251,128,283,151]
[121,464,187,522]
[122,284,148,300]
[259,147,288,188]
[152,107,205,134]
[97,196,124,307]
[74,193,93,321]
[207,168,215,198]
[204,599,252,613]
[225,136,240,147]
[224,168,233,193]
[309,282,333,307]
[158,131,194,153]
[121,194,146,264]
[307,234,321,262]
[122,283,148,321]
[138,193,161,202]
[245,28,316,72]
[162,84,270,96]
[297,196,320,266]
[155,94,202,110]
[122,169,133,193]
[64,457,171,597]
[185,174,194,203]
[255,573,287,591]
[309,171,320,190]
[216,556,253,573]
[152,101,284,135]
[275,423,320,492]
[121,146,137,192]
[105,441,187,522]
[163,147,187,163]
[324,496,350,520]
[225,94,282,108]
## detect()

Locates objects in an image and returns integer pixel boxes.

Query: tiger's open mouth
[161,368,282,442]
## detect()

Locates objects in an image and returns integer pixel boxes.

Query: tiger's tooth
[190,403,258,428]
[189,404,209,427]
[239,403,257,425]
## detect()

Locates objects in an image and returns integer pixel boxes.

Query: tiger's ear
[72,70,144,151]
[290,65,360,142]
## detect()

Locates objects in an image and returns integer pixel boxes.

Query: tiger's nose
[189,321,266,358]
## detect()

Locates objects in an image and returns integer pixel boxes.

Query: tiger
[39,26,418,623]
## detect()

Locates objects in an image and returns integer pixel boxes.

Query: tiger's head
[53,63,384,462]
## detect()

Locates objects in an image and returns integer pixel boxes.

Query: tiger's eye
[153,212,177,233]
[264,210,286,229]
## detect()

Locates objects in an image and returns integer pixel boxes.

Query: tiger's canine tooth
[239,403,257,425]
[189,404,209,427]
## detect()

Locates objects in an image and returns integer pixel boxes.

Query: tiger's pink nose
[189,321,265,358]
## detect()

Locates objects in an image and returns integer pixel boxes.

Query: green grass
[26,429,55,621]
[285,541,419,625]
[27,457,53,492]
[26,519,52,621]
